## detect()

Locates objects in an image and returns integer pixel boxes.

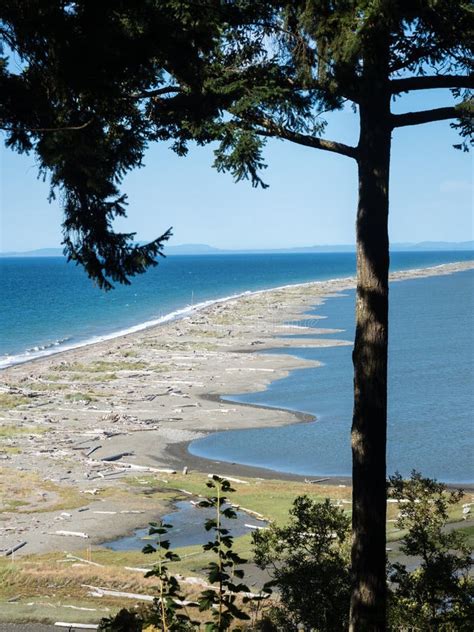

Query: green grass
[24,379,69,390]
[0,425,48,459]
[2,498,29,511]
[59,372,118,383]
[0,424,48,438]
[0,563,119,624]
[0,600,115,626]
[128,471,353,526]
[122,350,138,358]
[0,466,84,514]
[0,445,21,454]
[51,360,150,373]
[0,394,30,409]
[128,472,469,538]
[64,392,97,403]
[456,523,474,547]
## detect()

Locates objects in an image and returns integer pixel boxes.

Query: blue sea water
[1,250,473,367]
[1,251,473,482]
[190,269,474,483]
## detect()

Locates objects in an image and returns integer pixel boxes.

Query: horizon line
[2,238,474,256]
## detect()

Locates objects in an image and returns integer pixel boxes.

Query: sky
[0,89,472,252]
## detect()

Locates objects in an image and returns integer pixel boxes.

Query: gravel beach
[1,260,472,559]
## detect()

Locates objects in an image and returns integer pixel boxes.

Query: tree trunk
[349,94,392,632]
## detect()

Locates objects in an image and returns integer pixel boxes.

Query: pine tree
[179,4,472,629]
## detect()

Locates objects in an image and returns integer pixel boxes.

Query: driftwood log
[4,541,27,556]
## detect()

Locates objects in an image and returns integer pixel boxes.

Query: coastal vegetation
[51,360,151,374]
[0,466,84,514]
[1,2,472,630]
[0,393,30,409]
[98,474,474,630]
[0,471,471,629]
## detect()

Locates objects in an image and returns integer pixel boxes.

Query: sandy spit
[0,260,472,556]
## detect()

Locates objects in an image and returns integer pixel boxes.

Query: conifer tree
[176,5,472,628]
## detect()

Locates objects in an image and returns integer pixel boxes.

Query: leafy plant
[98,520,196,632]
[98,476,253,631]
[98,608,142,632]
[197,475,252,631]
[388,471,474,631]
[141,521,198,631]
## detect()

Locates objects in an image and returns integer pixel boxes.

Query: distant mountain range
[0,247,66,257]
[1,241,473,257]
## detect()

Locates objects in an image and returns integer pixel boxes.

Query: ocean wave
[1,260,471,371]
[0,289,272,370]
[25,336,72,353]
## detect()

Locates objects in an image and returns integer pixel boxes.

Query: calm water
[104,500,263,551]
[1,251,473,367]
[190,270,474,483]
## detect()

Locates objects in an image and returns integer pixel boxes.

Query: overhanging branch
[0,119,93,133]
[391,75,474,94]
[389,45,439,73]
[391,105,468,128]
[260,127,357,159]
[238,116,358,159]
[130,86,182,99]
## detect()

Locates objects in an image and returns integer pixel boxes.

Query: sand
[0,260,472,556]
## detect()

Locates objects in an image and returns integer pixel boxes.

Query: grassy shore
[0,469,472,625]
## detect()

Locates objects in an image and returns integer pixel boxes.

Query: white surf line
[2,260,472,370]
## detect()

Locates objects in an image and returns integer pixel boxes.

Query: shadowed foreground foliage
[253,496,351,631]
[387,472,474,632]
[98,473,472,631]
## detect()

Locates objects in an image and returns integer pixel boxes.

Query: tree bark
[349,92,391,631]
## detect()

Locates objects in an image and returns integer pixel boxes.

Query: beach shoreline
[3,258,472,371]
[0,260,473,556]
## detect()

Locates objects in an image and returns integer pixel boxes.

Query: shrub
[388,471,473,631]
[253,495,351,631]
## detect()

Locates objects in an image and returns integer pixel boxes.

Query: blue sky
[0,90,472,252]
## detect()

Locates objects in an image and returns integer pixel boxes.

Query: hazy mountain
[267,241,474,253]
[389,241,474,251]
[1,241,473,257]
[0,247,65,257]
[165,243,222,255]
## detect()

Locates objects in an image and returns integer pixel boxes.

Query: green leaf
[198,593,215,612]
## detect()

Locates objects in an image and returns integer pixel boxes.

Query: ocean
[1,251,473,482]
[1,250,473,367]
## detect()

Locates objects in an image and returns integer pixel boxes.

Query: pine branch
[131,86,182,99]
[239,116,357,159]
[391,75,474,93]
[391,104,470,128]
[389,45,441,73]
[290,78,359,104]
[0,120,93,133]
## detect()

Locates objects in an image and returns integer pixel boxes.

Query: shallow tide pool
[103,500,265,551]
